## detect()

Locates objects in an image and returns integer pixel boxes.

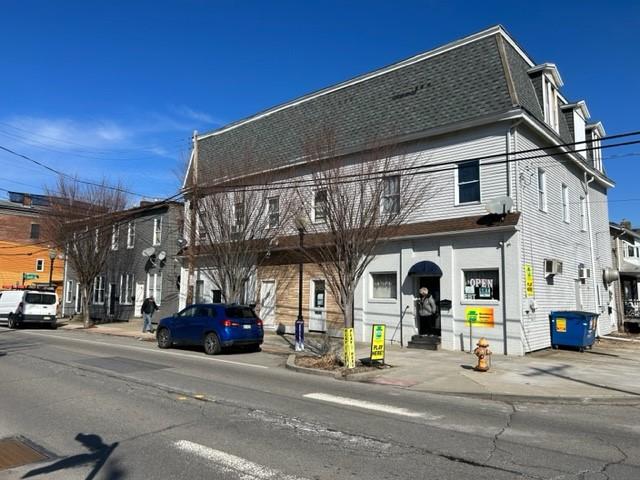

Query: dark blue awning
[408,261,442,277]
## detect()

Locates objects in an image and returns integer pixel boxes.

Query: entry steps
[407,334,441,350]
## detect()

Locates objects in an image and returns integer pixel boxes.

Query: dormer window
[586,123,606,173]
[591,131,603,172]
[528,64,564,134]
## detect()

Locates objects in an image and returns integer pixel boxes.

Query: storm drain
[0,436,50,471]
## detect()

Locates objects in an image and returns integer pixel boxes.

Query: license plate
[43,316,50,320]
[243,324,251,330]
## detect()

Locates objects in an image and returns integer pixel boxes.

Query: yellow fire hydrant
[473,337,492,372]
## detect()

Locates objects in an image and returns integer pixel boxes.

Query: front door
[417,276,441,336]
[107,283,117,316]
[134,282,145,318]
[259,280,276,328]
[309,279,326,332]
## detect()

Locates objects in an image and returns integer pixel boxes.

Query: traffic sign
[22,273,39,280]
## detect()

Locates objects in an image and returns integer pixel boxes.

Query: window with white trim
[561,184,570,223]
[267,196,280,228]
[126,221,135,249]
[463,270,500,301]
[111,225,119,250]
[580,197,587,231]
[93,276,105,304]
[119,274,134,304]
[152,217,162,246]
[592,134,603,171]
[457,161,480,204]
[371,273,397,300]
[537,168,547,212]
[382,176,400,214]
[543,76,559,132]
[66,280,73,303]
[233,202,245,231]
[35,259,45,272]
[146,272,162,305]
[314,190,327,223]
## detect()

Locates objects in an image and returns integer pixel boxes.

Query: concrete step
[407,335,441,350]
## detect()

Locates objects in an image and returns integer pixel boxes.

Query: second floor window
[127,222,135,248]
[538,168,547,212]
[382,176,400,214]
[30,223,40,239]
[35,259,45,272]
[111,225,119,250]
[234,202,245,230]
[562,184,570,223]
[314,190,327,223]
[267,196,280,228]
[153,217,162,246]
[457,161,480,204]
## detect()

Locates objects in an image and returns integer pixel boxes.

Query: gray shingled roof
[194,28,590,184]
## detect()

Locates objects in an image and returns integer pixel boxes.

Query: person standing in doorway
[417,287,437,335]
[141,296,159,333]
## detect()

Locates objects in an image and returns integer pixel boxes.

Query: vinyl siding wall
[515,126,612,351]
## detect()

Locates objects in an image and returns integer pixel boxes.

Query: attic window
[543,76,559,132]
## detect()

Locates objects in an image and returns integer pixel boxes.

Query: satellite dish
[142,247,156,257]
[484,196,514,215]
[157,251,167,261]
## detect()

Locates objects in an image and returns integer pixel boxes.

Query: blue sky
[1,1,638,222]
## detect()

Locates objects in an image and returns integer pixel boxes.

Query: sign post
[370,324,386,364]
[343,328,356,369]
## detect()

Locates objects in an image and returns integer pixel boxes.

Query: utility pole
[186,130,199,306]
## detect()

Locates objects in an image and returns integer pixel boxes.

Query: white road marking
[303,392,428,418]
[174,440,309,480]
[17,330,268,369]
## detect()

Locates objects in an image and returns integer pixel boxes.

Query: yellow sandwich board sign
[370,324,386,363]
[343,328,356,369]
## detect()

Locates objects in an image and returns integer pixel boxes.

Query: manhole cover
[0,436,50,471]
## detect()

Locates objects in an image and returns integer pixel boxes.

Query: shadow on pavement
[22,433,120,480]
[523,364,640,396]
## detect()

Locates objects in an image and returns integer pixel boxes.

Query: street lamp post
[295,218,306,351]
[48,249,57,287]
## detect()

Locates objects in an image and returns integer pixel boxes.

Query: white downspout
[584,173,600,333]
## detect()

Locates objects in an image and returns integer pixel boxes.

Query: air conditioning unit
[578,266,591,280]
[544,259,563,277]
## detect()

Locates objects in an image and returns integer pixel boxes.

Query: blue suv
[156,304,264,355]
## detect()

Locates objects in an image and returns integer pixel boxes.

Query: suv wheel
[204,332,221,355]
[7,314,16,329]
[157,328,172,349]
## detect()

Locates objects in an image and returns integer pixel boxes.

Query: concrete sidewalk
[58,319,640,403]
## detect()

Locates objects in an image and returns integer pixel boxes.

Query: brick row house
[0,192,64,297]
[180,25,615,355]
[62,201,183,322]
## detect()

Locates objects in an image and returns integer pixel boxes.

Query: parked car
[0,288,58,329]
[156,304,263,354]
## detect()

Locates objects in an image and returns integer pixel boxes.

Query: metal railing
[623,299,640,319]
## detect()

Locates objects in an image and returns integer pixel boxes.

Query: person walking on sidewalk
[141,296,159,333]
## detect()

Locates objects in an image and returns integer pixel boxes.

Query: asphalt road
[1,326,639,479]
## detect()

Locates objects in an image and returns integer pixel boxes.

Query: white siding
[515,127,612,351]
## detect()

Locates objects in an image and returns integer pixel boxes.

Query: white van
[0,289,58,329]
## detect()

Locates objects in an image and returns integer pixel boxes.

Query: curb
[60,325,156,342]
[285,354,390,382]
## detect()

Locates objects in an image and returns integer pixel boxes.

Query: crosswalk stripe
[174,440,308,480]
[303,392,427,418]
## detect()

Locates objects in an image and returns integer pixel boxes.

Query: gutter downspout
[584,173,600,333]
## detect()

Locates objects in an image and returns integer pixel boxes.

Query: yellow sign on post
[524,264,534,298]
[370,324,386,363]
[465,307,495,328]
[343,328,356,369]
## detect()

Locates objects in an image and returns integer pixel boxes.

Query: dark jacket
[141,298,158,315]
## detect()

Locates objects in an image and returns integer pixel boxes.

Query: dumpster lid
[550,311,599,317]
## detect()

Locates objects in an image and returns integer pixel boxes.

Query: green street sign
[23,273,39,280]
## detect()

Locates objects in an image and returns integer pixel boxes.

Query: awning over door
[407,261,442,277]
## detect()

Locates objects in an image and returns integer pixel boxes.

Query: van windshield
[25,293,56,305]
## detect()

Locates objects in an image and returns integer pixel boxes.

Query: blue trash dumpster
[549,311,598,351]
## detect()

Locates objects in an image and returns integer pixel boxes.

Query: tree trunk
[343,291,355,329]
[81,286,92,328]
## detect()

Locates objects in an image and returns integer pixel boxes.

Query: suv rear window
[25,293,57,305]
[225,307,257,319]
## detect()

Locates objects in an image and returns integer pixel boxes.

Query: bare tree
[45,177,128,327]
[195,174,296,304]
[297,128,432,333]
